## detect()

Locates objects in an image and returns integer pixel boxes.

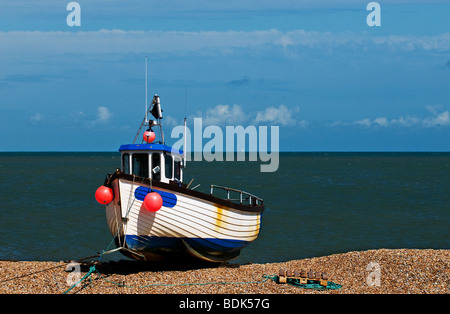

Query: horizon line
[1,150,449,153]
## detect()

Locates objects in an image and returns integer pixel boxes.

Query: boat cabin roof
[119,143,183,156]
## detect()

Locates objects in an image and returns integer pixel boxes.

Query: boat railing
[210,185,263,206]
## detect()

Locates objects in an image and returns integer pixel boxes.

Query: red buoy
[143,192,163,212]
[143,130,156,143]
[95,186,113,205]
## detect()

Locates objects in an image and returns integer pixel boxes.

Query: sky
[0,0,449,152]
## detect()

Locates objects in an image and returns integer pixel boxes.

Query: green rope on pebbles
[266,275,342,290]
[64,270,341,294]
[63,267,275,294]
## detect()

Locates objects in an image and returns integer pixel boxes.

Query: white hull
[105,175,262,262]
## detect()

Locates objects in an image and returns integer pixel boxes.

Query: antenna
[183,84,187,167]
[145,56,148,124]
[183,117,187,168]
[184,84,187,118]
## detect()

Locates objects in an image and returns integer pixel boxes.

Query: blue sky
[0,0,449,151]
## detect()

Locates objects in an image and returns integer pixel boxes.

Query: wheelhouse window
[132,153,148,177]
[122,153,130,174]
[165,155,173,180]
[174,159,181,180]
[151,153,161,181]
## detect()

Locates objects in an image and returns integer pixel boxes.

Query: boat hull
[105,172,263,262]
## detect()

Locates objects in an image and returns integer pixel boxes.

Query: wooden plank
[277,268,331,287]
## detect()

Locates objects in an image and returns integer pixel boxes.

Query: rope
[63,269,342,294]
[63,267,274,293]
[63,177,144,294]
[97,175,147,262]
[104,270,272,289]
[0,264,66,284]
[266,275,342,290]
[63,266,97,294]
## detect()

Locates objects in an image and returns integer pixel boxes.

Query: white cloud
[26,108,112,127]
[349,106,450,129]
[253,105,301,127]
[390,115,421,127]
[373,117,388,127]
[70,106,112,126]
[195,104,248,126]
[162,115,180,128]
[423,110,449,127]
[96,106,111,123]
[354,118,371,127]
[1,30,449,58]
[191,103,302,127]
[29,113,43,123]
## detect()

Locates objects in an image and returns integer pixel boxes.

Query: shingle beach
[1,249,448,294]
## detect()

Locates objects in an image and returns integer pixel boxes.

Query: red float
[143,192,163,212]
[95,186,113,204]
[143,130,156,143]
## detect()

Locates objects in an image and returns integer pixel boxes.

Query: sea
[0,152,448,264]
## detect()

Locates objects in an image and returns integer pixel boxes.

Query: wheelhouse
[119,143,184,184]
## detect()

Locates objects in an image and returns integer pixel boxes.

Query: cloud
[0,29,286,56]
[373,117,388,127]
[195,104,248,126]
[253,105,302,127]
[29,113,43,123]
[423,110,449,127]
[85,106,112,126]
[348,106,449,129]
[390,115,421,127]
[191,103,302,127]
[66,106,112,126]
[1,30,449,59]
[24,107,112,128]
[354,118,371,127]
[94,106,111,124]
[162,115,180,128]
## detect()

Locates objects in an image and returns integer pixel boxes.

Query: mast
[133,57,166,145]
[183,84,187,167]
[145,56,148,124]
[132,57,150,144]
[183,117,187,167]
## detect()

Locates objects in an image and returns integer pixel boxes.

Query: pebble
[0,249,448,294]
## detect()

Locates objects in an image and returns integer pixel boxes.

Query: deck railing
[210,185,263,206]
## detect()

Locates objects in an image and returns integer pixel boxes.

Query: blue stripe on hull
[134,186,177,208]
[186,237,249,251]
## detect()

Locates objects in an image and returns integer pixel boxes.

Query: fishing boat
[95,89,264,263]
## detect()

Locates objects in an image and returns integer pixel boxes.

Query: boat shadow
[79,259,243,276]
